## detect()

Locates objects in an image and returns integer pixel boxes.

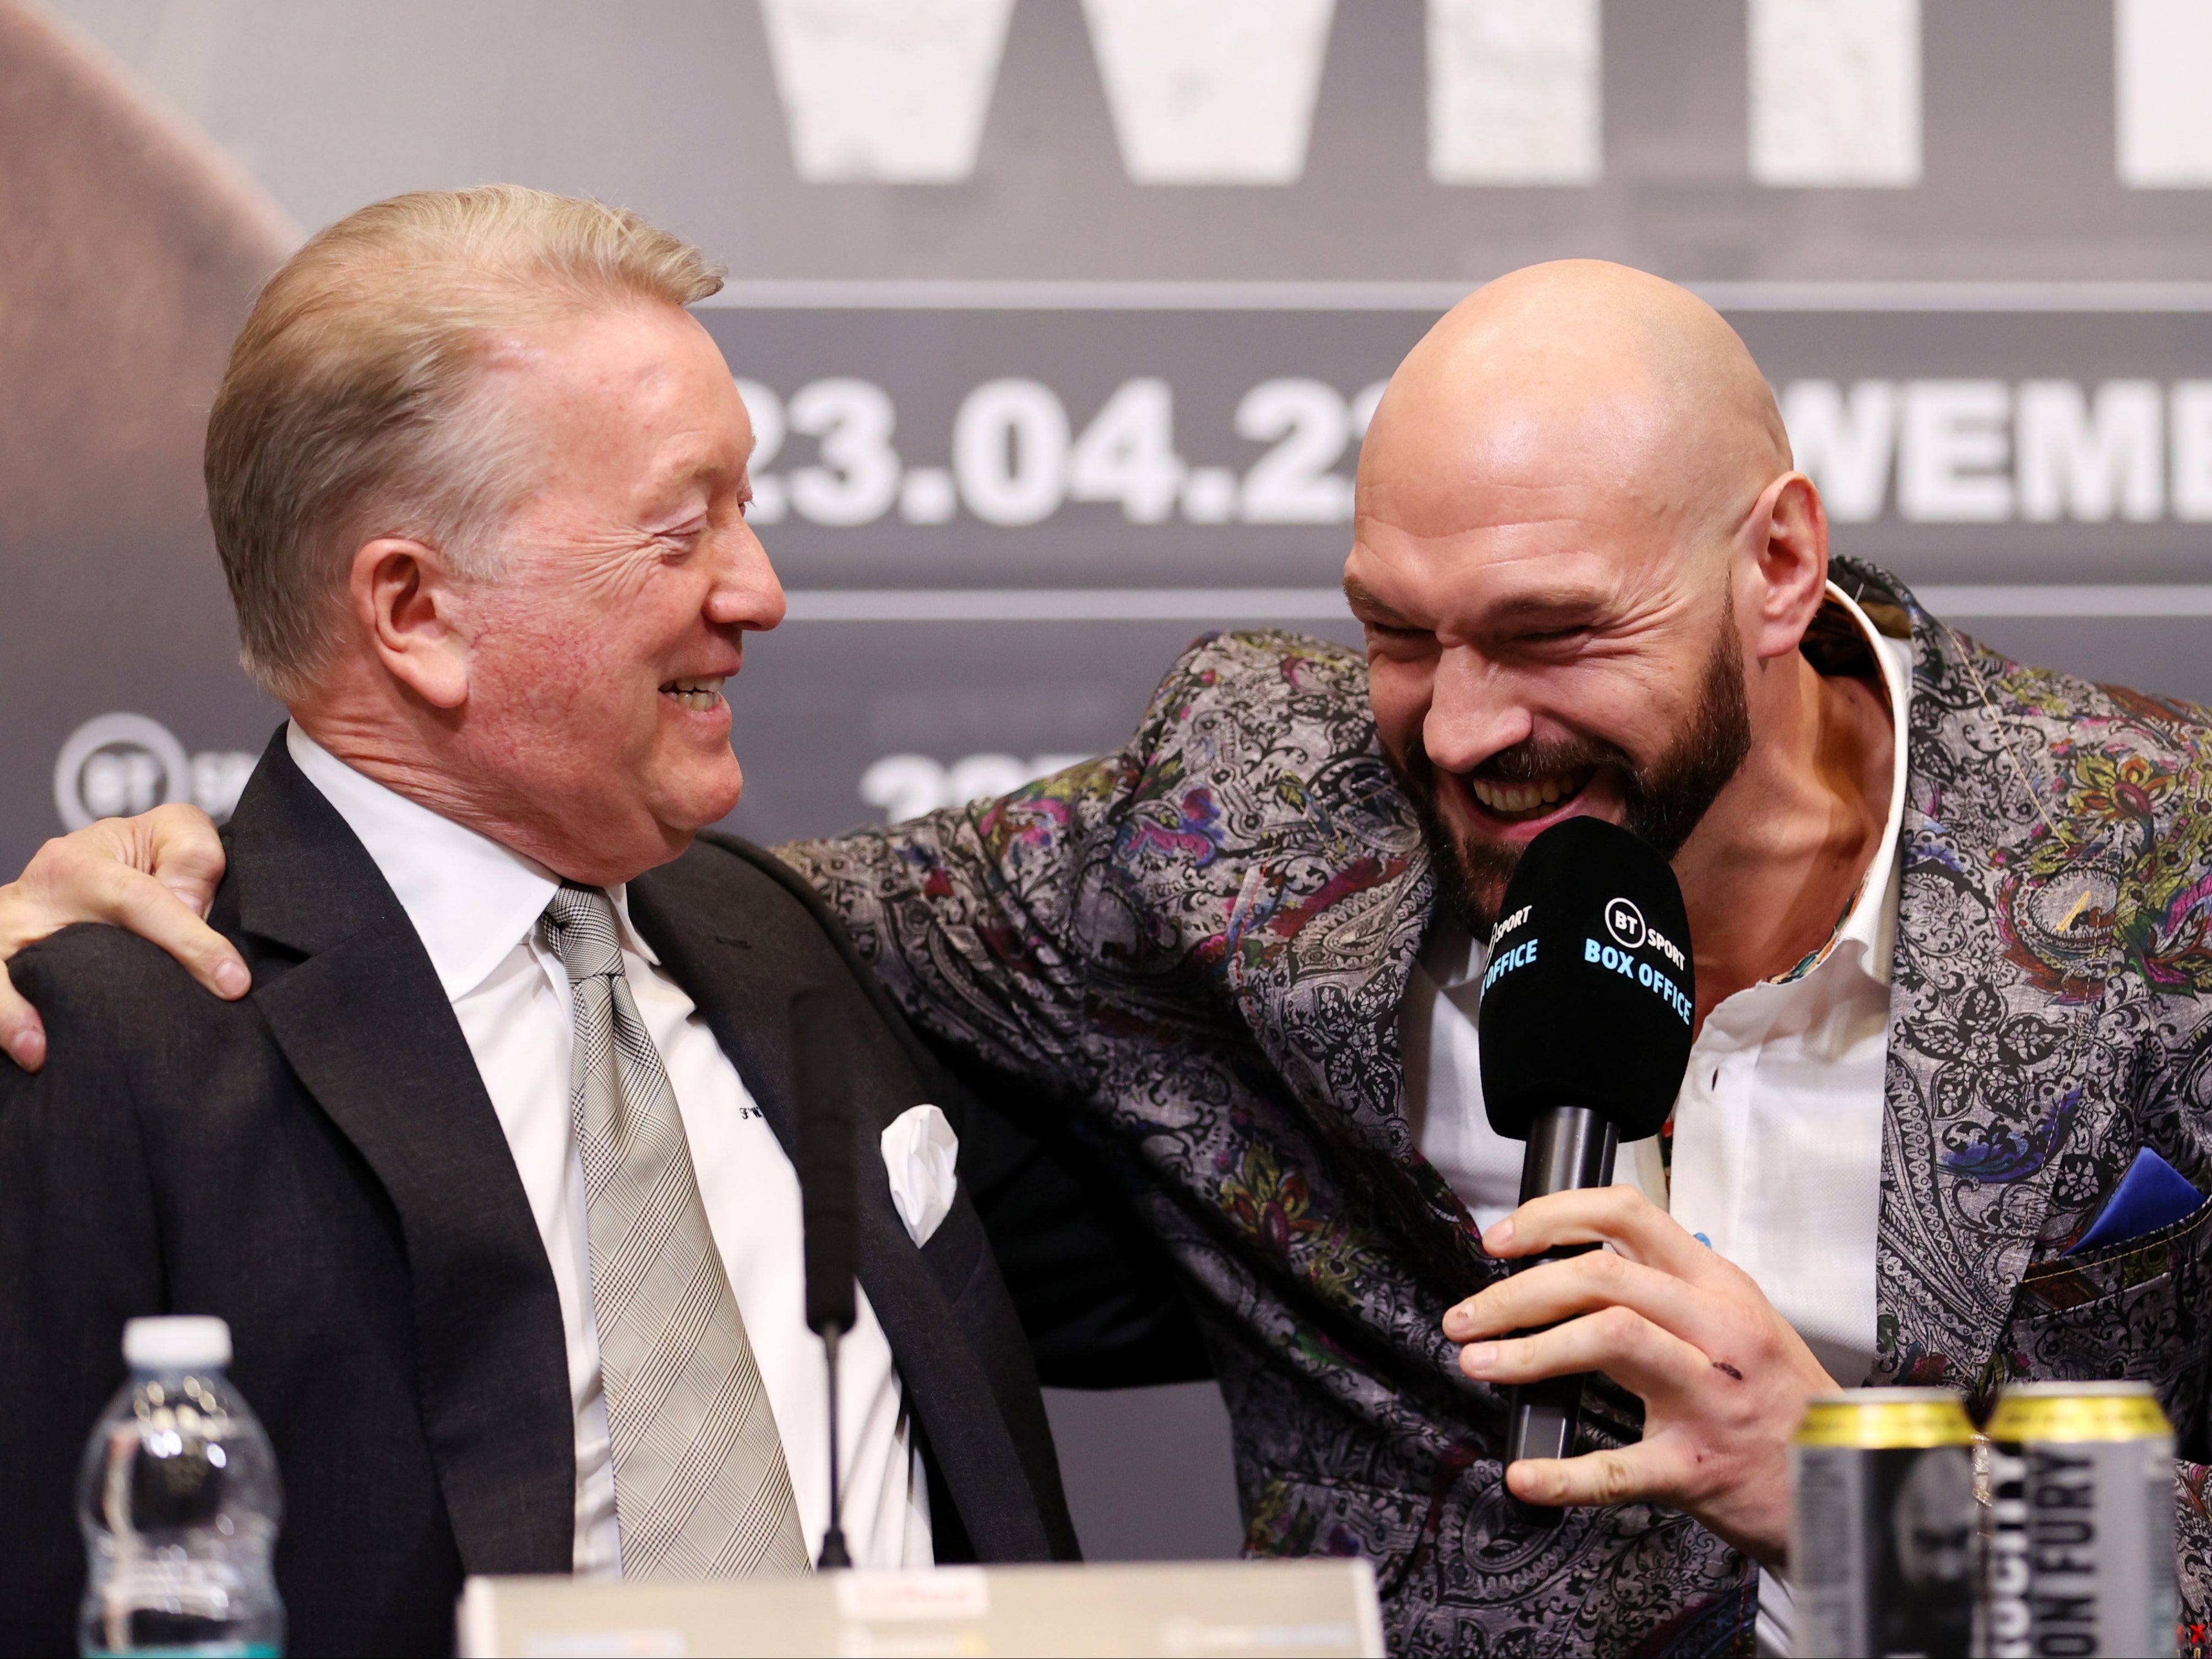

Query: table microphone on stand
[790,989,858,1570]
[1474,816,1695,1524]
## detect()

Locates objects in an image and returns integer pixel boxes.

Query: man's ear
[349,536,471,710]
[1742,471,1828,663]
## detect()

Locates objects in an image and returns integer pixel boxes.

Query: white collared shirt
[1400,585,1911,1653]
[287,724,930,1574]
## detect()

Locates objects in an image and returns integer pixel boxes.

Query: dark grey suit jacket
[0,735,1087,1657]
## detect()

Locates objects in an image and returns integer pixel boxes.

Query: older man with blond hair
[0,187,1094,1656]
[18,254,2212,1653]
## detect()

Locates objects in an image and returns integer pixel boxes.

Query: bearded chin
[1392,623,1752,936]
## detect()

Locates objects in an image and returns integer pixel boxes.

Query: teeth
[1468,767,1592,819]
[660,676,726,712]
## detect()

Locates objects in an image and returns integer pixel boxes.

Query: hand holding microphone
[1445,817,1833,1565]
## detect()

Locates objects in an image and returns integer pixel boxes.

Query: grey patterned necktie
[540,882,810,1579]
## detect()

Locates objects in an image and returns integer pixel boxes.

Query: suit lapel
[630,853,1062,1562]
[227,735,574,1573]
[1862,564,2126,1393]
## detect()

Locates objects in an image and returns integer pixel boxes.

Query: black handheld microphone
[1476,816,1695,1509]
[790,989,858,1570]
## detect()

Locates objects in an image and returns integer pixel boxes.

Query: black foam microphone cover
[790,989,858,1336]
[1477,815,1695,1145]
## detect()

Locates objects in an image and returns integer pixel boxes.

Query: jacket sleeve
[0,932,166,1658]
[775,635,1218,1098]
[775,639,1240,1389]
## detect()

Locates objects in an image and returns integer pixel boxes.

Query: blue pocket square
[2067,1147,2205,1256]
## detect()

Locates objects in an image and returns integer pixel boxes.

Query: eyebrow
[1342,574,1617,633]
[1341,577,1414,625]
[1483,587,1611,624]
[640,441,742,495]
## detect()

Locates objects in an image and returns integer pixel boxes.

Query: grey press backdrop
[5,0,2210,1562]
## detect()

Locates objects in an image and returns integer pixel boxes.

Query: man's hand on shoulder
[1,805,244,1072]
[1443,1185,1836,1568]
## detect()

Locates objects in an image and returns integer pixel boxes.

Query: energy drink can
[1981,1380,2176,1659]
[1791,1388,1980,1658]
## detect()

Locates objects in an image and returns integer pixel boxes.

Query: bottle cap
[123,1315,232,1370]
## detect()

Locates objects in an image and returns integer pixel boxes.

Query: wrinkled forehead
[1357,395,1727,577]
[487,305,740,421]
[1357,433,1764,645]
[1346,534,1717,647]
[477,306,754,500]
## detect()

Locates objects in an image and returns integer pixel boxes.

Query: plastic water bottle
[77,1316,285,1657]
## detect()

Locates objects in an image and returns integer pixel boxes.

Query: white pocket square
[881,1103,959,1247]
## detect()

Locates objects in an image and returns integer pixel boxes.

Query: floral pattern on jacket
[781,559,2212,1657]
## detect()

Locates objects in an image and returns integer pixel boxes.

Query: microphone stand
[791,989,858,1572]
[1504,1103,1618,1527]
[817,1323,851,1570]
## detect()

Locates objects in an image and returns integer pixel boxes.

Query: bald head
[1361,260,1790,550]
[1345,261,1836,932]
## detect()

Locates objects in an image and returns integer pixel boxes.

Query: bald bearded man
[12,262,2212,1655]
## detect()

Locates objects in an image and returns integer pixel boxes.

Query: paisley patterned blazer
[782,559,2212,1657]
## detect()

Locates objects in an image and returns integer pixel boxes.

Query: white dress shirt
[287,724,931,1575]
[1400,587,1911,1655]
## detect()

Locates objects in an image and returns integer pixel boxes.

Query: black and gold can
[1981,1380,2176,1659]
[1791,1387,1979,1658]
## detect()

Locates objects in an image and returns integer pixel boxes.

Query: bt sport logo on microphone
[1589,897,1693,1025]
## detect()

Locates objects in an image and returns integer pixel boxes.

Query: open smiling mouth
[660,676,726,712]
[1465,764,1596,823]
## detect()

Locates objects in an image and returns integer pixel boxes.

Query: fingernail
[214,962,248,997]
[9,1031,43,1069]
[1484,1219,1514,1252]
[1461,1342,1499,1375]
